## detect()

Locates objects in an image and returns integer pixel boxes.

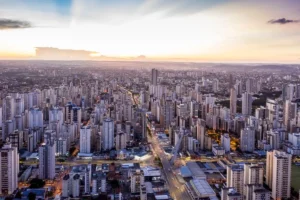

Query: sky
[0,0,300,63]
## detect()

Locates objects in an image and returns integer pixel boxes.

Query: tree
[46,191,54,197]
[28,192,36,200]
[69,147,76,156]
[15,191,22,198]
[29,178,45,188]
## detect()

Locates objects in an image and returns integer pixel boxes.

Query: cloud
[35,47,97,60]
[268,18,299,25]
[0,18,32,30]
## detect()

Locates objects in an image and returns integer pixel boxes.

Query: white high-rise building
[244,163,264,185]
[49,107,64,126]
[28,107,43,128]
[242,92,252,116]
[227,164,244,195]
[266,150,292,199]
[221,133,230,152]
[240,127,255,152]
[0,143,19,195]
[62,174,80,198]
[102,118,114,150]
[56,138,67,155]
[80,126,91,154]
[15,97,24,116]
[230,88,237,116]
[39,142,55,180]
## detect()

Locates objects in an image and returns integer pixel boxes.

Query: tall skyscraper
[39,141,55,180]
[115,132,127,150]
[49,107,64,126]
[162,99,175,128]
[240,127,255,152]
[0,142,19,195]
[3,96,15,121]
[28,107,43,128]
[266,150,292,199]
[230,88,237,116]
[151,68,158,85]
[102,118,114,150]
[242,92,252,115]
[80,126,91,153]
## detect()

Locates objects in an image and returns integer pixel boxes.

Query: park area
[291,165,300,191]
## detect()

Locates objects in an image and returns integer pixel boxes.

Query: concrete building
[80,126,91,154]
[221,188,243,200]
[221,133,230,152]
[28,107,43,128]
[266,150,292,199]
[240,127,255,152]
[151,68,158,86]
[56,137,67,155]
[62,174,80,198]
[230,88,237,116]
[227,164,244,195]
[39,142,55,180]
[0,143,19,195]
[102,118,114,151]
[115,132,127,150]
[242,92,252,116]
[130,169,144,194]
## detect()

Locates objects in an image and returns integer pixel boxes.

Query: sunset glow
[0,0,300,62]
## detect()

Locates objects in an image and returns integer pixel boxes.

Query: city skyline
[0,0,300,63]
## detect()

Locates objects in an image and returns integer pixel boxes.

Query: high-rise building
[130,169,144,193]
[115,132,127,150]
[0,143,19,195]
[230,88,237,116]
[227,164,244,195]
[15,97,24,116]
[252,187,271,200]
[242,92,252,116]
[213,79,219,92]
[56,137,67,155]
[49,107,64,126]
[221,133,230,152]
[8,130,23,150]
[266,150,292,199]
[196,119,206,150]
[162,99,174,128]
[62,174,80,198]
[39,141,55,180]
[80,126,91,154]
[28,107,43,128]
[3,96,15,121]
[244,163,264,185]
[151,68,158,85]
[283,100,297,130]
[102,118,114,150]
[240,127,255,152]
